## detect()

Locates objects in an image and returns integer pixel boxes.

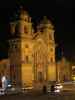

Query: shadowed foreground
[0,91,75,100]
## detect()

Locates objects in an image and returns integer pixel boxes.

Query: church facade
[8,8,56,87]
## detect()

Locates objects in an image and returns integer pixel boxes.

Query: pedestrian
[51,84,55,92]
[43,85,47,94]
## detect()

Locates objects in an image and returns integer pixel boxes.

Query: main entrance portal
[33,39,48,82]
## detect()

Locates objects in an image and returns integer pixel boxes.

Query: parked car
[7,80,12,88]
[47,81,63,93]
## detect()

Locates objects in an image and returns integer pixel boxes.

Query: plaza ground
[0,90,75,100]
[1,82,75,100]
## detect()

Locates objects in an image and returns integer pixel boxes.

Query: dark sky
[0,0,73,60]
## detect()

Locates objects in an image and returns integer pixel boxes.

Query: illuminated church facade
[8,8,56,87]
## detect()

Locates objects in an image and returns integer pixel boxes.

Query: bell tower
[18,7,33,37]
[36,16,56,81]
[9,7,34,87]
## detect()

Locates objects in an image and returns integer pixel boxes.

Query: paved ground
[0,91,75,100]
[1,82,75,100]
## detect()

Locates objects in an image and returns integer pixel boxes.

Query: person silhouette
[51,84,55,92]
[43,85,47,94]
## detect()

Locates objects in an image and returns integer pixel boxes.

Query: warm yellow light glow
[8,8,56,87]
[72,76,75,81]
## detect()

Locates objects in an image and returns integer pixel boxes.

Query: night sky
[0,0,73,61]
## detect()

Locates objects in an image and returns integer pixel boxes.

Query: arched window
[15,24,19,34]
[50,48,53,52]
[49,34,52,40]
[51,57,53,63]
[24,26,28,34]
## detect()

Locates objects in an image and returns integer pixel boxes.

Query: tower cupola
[19,6,29,22]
